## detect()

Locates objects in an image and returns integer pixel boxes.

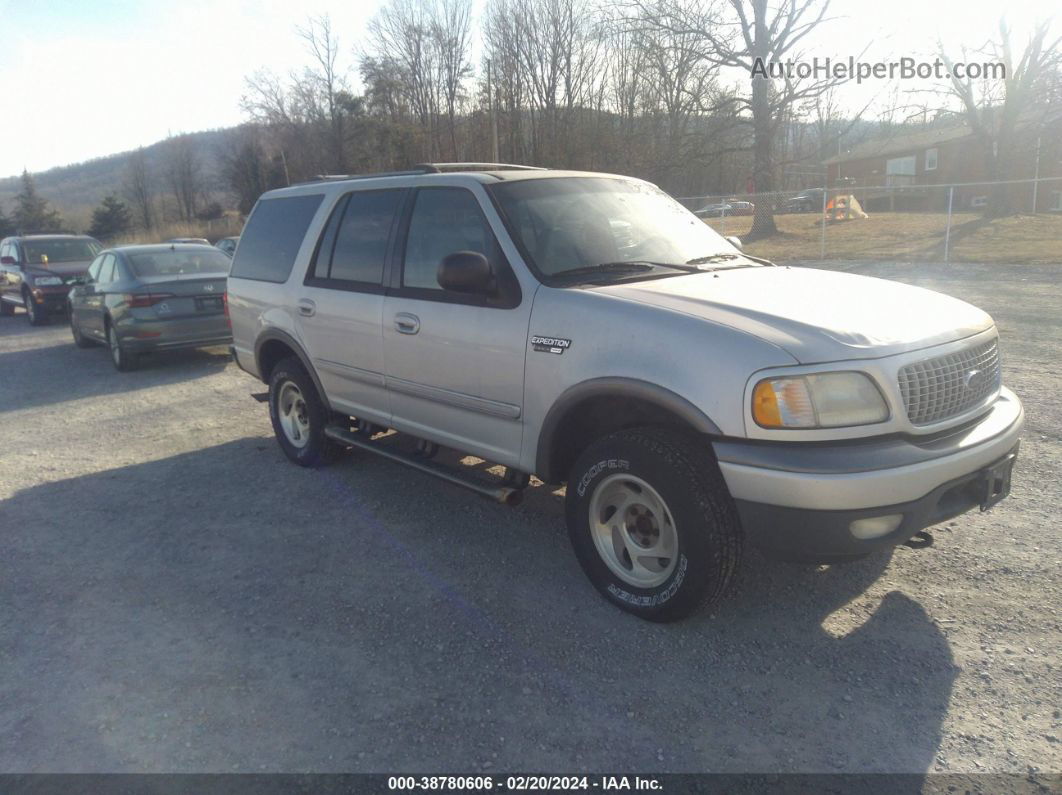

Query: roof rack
[414,162,546,173]
[296,162,546,186]
[298,169,428,185]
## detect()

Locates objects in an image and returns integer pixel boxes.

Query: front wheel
[565,427,742,622]
[25,291,46,326]
[268,356,343,467]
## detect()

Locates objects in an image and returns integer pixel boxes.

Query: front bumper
[33,286,72,312]
[713,388,1024,560]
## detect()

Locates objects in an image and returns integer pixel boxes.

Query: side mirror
[725,235,743,251]
[0,256,15,266]
[437,251,494,295]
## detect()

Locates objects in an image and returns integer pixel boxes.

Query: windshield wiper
[552,261,688,281]
[685,253,740,265]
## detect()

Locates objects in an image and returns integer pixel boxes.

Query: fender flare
[254,328,333,412]
[535,377,723,481]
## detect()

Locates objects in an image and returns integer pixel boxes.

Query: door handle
[297,299,316,317]
[394,312,420,334]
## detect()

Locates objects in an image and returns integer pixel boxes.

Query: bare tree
[630,0,851,237]
[123,147,155,231]
[165,135,202,221]
[296,15,354,173]
[941,19,1061,216]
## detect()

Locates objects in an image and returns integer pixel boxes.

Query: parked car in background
[784,189,825,214]
[215,236,239,257]
[165,237,211,245]
[68,244,232,371]
[0,234,102,325]
[694,200,755,218]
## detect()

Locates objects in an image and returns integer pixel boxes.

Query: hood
[26,259,94,278]
[598,265,994,363]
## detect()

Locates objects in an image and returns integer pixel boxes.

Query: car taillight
[124,292,173,308]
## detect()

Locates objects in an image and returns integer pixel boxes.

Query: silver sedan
[68,244,232,371]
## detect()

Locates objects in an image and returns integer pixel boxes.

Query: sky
[0,0,1057,178]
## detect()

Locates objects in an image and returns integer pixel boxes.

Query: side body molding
[535,377,723,481]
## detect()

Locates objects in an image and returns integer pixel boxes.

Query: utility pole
[487,59,499,163]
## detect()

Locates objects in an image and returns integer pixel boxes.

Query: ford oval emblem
[963,368,987,392]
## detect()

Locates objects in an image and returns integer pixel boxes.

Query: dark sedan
[68,244,232,371]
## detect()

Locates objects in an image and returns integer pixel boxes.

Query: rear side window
[310,189,404,286]
[230,194,324,283]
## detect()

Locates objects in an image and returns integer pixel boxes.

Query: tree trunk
[747,0,777,239]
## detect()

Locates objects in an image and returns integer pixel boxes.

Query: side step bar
[323,425,524,506]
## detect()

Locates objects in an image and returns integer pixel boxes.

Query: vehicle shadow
[0,339,231,415]
[0,438,954,774]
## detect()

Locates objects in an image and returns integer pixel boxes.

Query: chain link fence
[676,176,1062,265]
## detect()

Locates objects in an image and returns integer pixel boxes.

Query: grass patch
[704,211,1062,264]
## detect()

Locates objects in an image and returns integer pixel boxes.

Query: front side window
[402,188,499,291]
[97,254,116,285]
[230,194,324,283]
[489,177,740,279]
[87,255,105,282]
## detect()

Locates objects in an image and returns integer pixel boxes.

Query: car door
[83,254,115,339]
[294,188,405,427]
[0,242,13,306]
[70,255,105,336]
[382,185,530,467]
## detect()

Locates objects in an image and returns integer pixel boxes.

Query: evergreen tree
[0,201,15,238]
[88,195,133,240]
[13,170,63,232]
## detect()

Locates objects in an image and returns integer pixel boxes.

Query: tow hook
[903,530,934,550]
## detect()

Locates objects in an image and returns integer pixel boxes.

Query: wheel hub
[588,474,678,588]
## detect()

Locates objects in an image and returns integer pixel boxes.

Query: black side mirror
[437,251,495,295]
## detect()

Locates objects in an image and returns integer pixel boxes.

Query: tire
[70,308,94,348]
[106,319,138,371]
[565,427,742,622]
[268,356,342,467]
[24,291,46,326]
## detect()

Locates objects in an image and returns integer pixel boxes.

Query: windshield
[22,238,101,264]
[489,177,739,278]
[128,249,231,277]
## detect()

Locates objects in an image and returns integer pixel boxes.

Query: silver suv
[227,164,1024,621]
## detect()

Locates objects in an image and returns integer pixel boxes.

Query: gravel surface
[0,261,1059,775]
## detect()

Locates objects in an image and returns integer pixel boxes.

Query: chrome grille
[898,339,1001,425]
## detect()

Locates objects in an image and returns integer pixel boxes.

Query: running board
[323,425,524,506]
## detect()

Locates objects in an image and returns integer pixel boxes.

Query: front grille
[898,339,1001,425]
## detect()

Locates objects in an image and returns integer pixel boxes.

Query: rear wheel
[70,307,94,348]
[268,356,342,467]
[565,427,742,622]
[107,320,138,371]
[24,290,46,326]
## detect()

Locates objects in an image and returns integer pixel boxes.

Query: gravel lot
[0,261,1059,776]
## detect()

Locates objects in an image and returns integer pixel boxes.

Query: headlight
[752,372,888,428]
[33,276,63,286]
